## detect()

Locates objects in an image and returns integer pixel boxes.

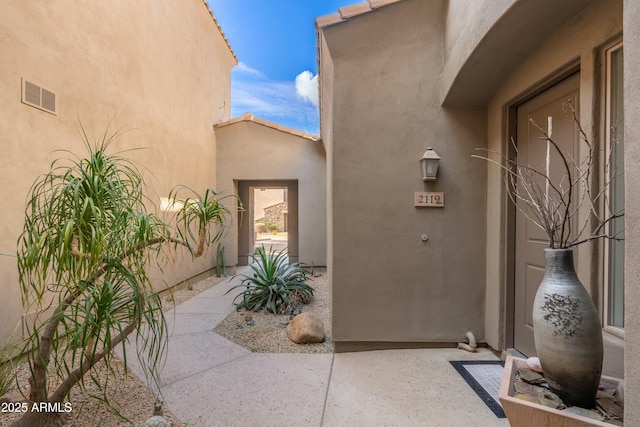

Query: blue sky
[208,0,358,135]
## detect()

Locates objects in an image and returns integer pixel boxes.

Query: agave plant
[12,127,236,427]
[227,246,313,314]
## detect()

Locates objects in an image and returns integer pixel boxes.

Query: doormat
[449,360,505,418]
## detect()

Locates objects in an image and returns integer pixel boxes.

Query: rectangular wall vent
[22,78,57,115]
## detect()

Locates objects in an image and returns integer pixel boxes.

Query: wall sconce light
[420,147,441,181]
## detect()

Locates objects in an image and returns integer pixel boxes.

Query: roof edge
[315,0,404,28]
[201,0,238,64]
[214,112,321,142]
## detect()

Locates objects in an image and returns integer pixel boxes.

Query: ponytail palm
[14,129,235,426]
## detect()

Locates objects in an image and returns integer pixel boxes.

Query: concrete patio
[121,269,510,426]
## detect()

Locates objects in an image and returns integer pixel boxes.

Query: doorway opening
[237,180,298,266]
[252,187,288,255]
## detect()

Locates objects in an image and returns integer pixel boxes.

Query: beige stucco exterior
[0,0,236,344]
[215,114,327,267]
[623,0,640,422]
[318,0,637,419]
[319,0,488,350]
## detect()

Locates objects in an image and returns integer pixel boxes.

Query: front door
[513,73,580,356]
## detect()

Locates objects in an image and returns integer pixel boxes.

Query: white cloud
[295,70,319,106]
[235,62,265,78]
[233,79,297,117]
[229,67,320,135]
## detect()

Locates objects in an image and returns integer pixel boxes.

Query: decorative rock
[514,379,564,409]
[145,416,171,427]
[145,401,171,427]
[284,306,302,316]
[517,367,545,385]
[286,312,325,344]
[562,406,605,421]
[515,393,563,410]
[284,305,303,316]
[596,388,616,400]
[597,396,624,419]
[526,356,543,373]
[514,379,537,395]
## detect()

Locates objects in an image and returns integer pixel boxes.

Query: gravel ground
[0,356,184,427]
[1,268,331,426]
[214,268,332,354]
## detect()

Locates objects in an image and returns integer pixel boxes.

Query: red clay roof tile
[214,113,321,142]
[316,0,405,28]
[315,13,344,28]
[338,3,372,19]
[201,0,237,63]
[369,0,404,10]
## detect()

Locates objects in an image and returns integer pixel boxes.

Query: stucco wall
[215,120,327,267]
[442,0,598,105]
[443,0,514,82]
[321,0,489,347]
[0,0,235,344]
[318,29,335,282]
[623,0,640,421]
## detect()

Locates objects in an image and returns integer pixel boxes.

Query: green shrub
[0,335,17,399]
[227,246,313,314]
[13,129,236,425]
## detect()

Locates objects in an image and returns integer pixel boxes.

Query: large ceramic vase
[532,248,603,408]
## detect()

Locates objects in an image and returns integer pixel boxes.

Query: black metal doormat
[449,360,506,418]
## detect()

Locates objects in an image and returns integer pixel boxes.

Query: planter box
[499,355,624,427]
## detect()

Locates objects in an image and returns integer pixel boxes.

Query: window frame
[603,41,624,336]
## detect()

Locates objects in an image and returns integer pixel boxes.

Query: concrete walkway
[121,269,510,427]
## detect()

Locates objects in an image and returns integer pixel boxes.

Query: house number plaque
[414,192,444,207]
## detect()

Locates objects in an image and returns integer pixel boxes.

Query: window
[605,43,624,331]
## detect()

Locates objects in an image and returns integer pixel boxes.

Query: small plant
[226,246,313,314]
[215,242,227,277]
[0,359,13,402]
[0,331,18,401]
[262,221,280,234]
